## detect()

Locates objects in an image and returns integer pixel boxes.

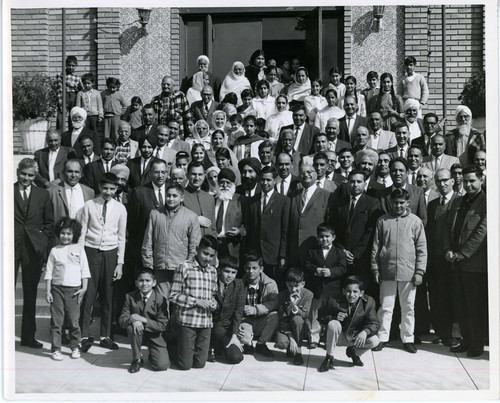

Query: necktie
[115,193,121,203]
[69,187,77,218]
[262,193,268,213]
[104,162,109,173]
[317,180,322,188]
[412,172,416,185]
[280,180,285,195]
[102,200,107,223]
[301,190,308,211]
[435,157,440,171]
[155,148,161,158]
[347,117,352,134]
[399,148,404,158]
[21,189,28,215]
[49,151,56,181]
[145,126,150,136]
[142,160,146,175]
[348,197,356,221]
[440,196,446,206]
[382,177,387,186]
[86,157,91,165]
[294,127,300,150]
[158,189,163,207]
[141,295,147,313]
[216,201,224,234]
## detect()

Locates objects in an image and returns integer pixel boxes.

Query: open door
[304,7,322,80]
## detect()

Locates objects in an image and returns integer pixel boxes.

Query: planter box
[16,119,49,153]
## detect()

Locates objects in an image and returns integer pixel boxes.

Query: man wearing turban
[61,106,102,158]
[403,98,425,142]
[180,54,222,101]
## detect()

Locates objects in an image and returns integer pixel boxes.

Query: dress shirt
[322,244,332,259]
[152,183,165,206]
[316,177,326,189]
[370,130,381,150]
[214,198,230,236]
[84,153,96,165]
[406,120,422,142]
[19,184,31,199]
[261,189,274,212]
[102,159,112,173]
[433,155,442,171]
[328,139,337,152]
[48,148,60,181]
[377,175,393,187]
[408,168,419,185]
[441,190,454,205]
[397,145,408,158]
[65,182,85,220]
[141,290,153,304]
[346,115,355,135]
[293,124,305,152]
[424,189,432,206]
[301,185,316,212]
[71,127,84,147]
[155,145,166,159]
[276,175,291,195]
[245,185,258,198]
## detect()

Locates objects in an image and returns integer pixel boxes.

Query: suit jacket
[14,183,53,261]
[213,278,245,334]
[287,187,331,266]
[277,288,314,332]
[78,153,101,169]
[119,289,169,336]
[339,114,367,144]
[219,194,247,258]
[305,245,346,299]
[426,192,459,256]
[48,182,95,223]
[276,175,301,197]
[422,154,460,173]
[443,191,487,272]
[330,193,382,265]
[379,184,428,226]
[34,146,74,187]
[282,123,320,156]
[445,127,486,165]
[168,138,190,154]
[367,130,396,150]
[385,145,409,160]
[61,127,101,158]
[190,100,221,128]
[183,185,217,237]
[333,139,352,153]
[80,159,118,194]
[410,133,454,158]
[244,191,290,265]
[321,179,337,193]
[131,124,159,142]
[127,156,162,189]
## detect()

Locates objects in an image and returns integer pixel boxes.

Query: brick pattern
[96,8,121,91]
[343,6,352,77]
[170,8,181,86]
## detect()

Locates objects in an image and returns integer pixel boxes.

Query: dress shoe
[432,337,442,345]
[442,337,460,348]
[414,336,422,345]
[466,348,484,358]
[80,337,94,353]
[255,343,274,357]
[293,353,304,366]
[207,348,216,363]
[318,355,334,372]
[21,339,43,349]
[242,343,254,355]
[286,346,294,358]
[346,346,364,367]
[308,342,318,349]
[403,343,417,353]
[372,341,386,351]
[450,343,469,353]
[99,337,119,350]
[128,359,144,373]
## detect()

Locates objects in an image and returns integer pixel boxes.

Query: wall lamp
[137,8,152,28]
[373,6,385,32]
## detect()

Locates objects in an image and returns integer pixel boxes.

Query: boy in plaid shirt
[56,55,83,131]
[169,235,218,370]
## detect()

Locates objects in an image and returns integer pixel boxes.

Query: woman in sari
[283,66,311,106]
[186,119,212,150]
[201,166,220,195]
[245,49,266,91]
[191,142,214,170]
[314,88,346,132]
[215,147,241,186]
[367,72,404,130]
[220,61,251,107]
[264,94,294,144]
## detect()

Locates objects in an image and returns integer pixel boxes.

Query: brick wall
[170,8,181,85]
[96,8,121,91]
[343,6,352,77]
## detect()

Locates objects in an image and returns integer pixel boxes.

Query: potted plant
[458,70,485,131]
[12,73,58,153]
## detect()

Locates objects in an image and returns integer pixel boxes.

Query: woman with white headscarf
[186,71,209,105]
[282,66,311,104]
[180,55,222,101]
[264,94,294,144]
[219,61,251,107]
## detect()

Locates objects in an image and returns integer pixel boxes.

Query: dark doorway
[262,40,306,67]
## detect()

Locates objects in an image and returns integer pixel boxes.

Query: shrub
[458,70,485,118]
[12,73,58,121]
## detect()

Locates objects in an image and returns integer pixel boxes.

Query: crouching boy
[317,276,380,372]
[119,268,170,373]
[274,268,313,365]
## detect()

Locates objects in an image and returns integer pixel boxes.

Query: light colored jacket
[371,208,427,281]
[241,272,279,316]
[142,206,201,271]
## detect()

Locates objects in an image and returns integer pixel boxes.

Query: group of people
[15,50,487,376]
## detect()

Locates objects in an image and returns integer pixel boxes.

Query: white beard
[216,184,236,202]
[457,122,472,136]
[72,120,85,130]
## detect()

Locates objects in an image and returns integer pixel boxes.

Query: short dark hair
[222,92,238,105]
[78,134,94,145]
[131,96,143,106]
[218,255,239,271]
[255,79,270,90]
[343,275,364,291]
[462,164,484,179]
[66,55,78,65]
[404,56,417,65]
[285,267,304,283]
[423,112,439,122]
[258,140,273,151]
[348,168,366,180]
[313,132,329,143]
[102,137,117,149]
[408,144,423,155]
[392,121,409,132]
[389,157,408,171]
[187,161,204,173]
[136,268,156,280]
[165,182,184,194]
[175,151,190,163]
[292,104,307,114]
[229,113,243,124]
[100,172,118,187]
[450,163,463,173]
[317,222,335,235]
[313,152,328,163]
[54,217,82,243]
[325,88,338,98]
[338,147,353,157]
[366,71,378,81]
[243,253,263,267]
[106,76,121,89]
[390,187,410,200]
[260,165,278,178]
[81,73,95,83]
[241,88,254,99]
[243,115,257,125]
[199,235,218,252]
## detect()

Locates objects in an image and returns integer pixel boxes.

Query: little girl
[45,217,91,361]
[326,67,346,100]
[304,79,327,123]
[122,96,143,130]
[252,80,276,120]
[237,89,257,119]
[101,77,127,140]
[314,88,346,132]
[266,66,284,97]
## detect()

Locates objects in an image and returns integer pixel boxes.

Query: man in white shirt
[151,125,177,167]
[367,112,396,150]
[375,151,393,188]
[422,134,459,174]
[275,153,300,196]
[416,167,439,206]
[407,145,424,186]
[386,122,410,160]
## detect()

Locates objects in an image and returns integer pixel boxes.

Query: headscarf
[70,106,87,121]
[186,71,205,105]
[455,105,472,120]
[211,110,227,131]
[197,55,210,66]
[403,98,420,112]
[286,67,311,102]
[219,61,251,106]
[190,119,212,150]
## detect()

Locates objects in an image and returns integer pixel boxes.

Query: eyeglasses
[435,178,451,183]
[72,116,84,122]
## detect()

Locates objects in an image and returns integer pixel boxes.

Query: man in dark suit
[165,119,190,153]
[236,157,262,198]
[275,153,301,197]
[127,137,161,190]
[411,112,446,157]
[426,168,460,347]
[282,104,320,156]
[330,169,382,289]
[313,152,337,193]
[34,129,74,188]
[14,158,53,348]
[444,165,487,357]
[287,163,331,267]
[78,134,101,167]
[325,117,352,152]
[385,122,410,160]
[422,134,460,174]
[244,166,290,289]
[338,95,367,144]
[209,256,245,364]
[81,138,118,194]
[180,55,222,101]
[190,85,221,128]
[61,107,101,158]
[131,104,159,141]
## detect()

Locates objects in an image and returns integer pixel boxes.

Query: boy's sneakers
[70,348,81,359]
[255,342,274,357]
[128,358,144,374]
[243,343,255,355]
[318,355,334,372]
[99,337,119,350]
[207,348,216,363]
[293,353,304,366]
[346,346,364,366]
[51,350,63,361]
[80,337,94,353]
[403,342,417,353]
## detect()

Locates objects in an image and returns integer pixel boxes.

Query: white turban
[70,106,87,121]
[110,164,130,180]
[197,55,210,65]
[455,105,472,120]
[355,149,379,167]
[403,98,420,111]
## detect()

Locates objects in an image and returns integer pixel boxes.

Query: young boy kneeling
[274,268,313,365]
[119,268,170,373]
[317,276,380,372]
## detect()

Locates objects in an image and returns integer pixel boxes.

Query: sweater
[397,73,429,105]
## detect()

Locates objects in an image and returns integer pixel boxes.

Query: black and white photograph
[4,0,498,400]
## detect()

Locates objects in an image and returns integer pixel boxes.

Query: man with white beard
[214,168,246,261]
[445,106,485,165]
[61,107,102,158]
